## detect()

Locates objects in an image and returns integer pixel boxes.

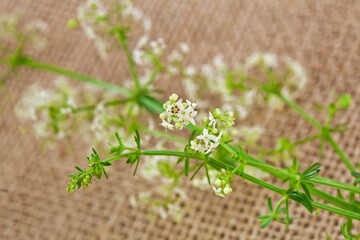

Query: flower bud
[213,128,218,134]
[213,108,221,118]
[169,93,178,102]
[224,185,232,194]
[202,117,208,124]
[67,19,78,29]
[175,122,182,129]
[159,113,167,120]
[226,122,233,128]
[215,179,222,187]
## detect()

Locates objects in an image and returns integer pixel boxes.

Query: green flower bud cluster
[207,108,235,130]
[212,169,233,198]
[66,148,111,192]
[336,94,351,109]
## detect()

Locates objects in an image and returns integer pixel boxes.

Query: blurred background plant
[1,0,359,238]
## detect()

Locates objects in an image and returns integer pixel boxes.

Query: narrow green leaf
[267,198,273,212]
[133,157,140,176]
[103,168,109,179]
[302,170,320,180]
[337,189,344,200]
[301,183,313,201]
[204,163,211,185]
[285,199,290,230]
[289,192,313,213]
[292,158,297,170]
[190,162,204,181]
[351,171,360,178]
[260,217,273,229]
[302,162,321,176]
[340,223,347,238]
[177,157,184,164]
[134,129,141,150]
[92,148,98,156]
[185,158,189,176]
[75,166,83,172]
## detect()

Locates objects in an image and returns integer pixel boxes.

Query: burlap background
[1,0,360,239]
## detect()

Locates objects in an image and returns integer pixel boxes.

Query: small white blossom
[179,42,189,54]
[159,94,197,131]
[161,120,174,131]
[184,65,196,77]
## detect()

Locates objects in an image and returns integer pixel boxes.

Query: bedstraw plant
[1,0,360,238]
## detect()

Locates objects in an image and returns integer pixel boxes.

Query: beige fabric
[1,0,360,239]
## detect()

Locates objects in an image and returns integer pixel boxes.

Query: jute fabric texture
[0,1,360,239]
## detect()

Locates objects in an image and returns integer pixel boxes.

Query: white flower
[223,185,232,194]
[160,94,197,131]
[245,53,277,69]
[168,50,182,62]
[208,112,217,129]
[179,42,189,54]
[161,120,174,131]
[263,53,277,68]
[196,128,216,145]
[184,65,196,77]
[212,186,225,198]
[213,54,226,70]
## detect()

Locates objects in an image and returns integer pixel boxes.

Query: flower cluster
[14,77,137,149]
[67,148,111,192]
[133,36,166,66]
[159,93,197,131]
[0,10,48,69]
[212,169,233,198]
[75,0,151,59]
[190,128,222,154]
[15,77,77,142]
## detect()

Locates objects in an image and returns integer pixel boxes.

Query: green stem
[219,140,360,194]
[19,57,133,96]
[306,176,360,195]
[143,67,162,89]
[326,136,356,172]
[308,186,360,213]
[140,126,187,145]
[276,92,322,129]
[293,134,321,146]
[312,202,360,220]
[276,92,356,173]
[101,148,360,219]
[72,99,131,113]
[117,30,141,90]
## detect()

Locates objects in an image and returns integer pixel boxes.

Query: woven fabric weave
[1,1,360,239]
